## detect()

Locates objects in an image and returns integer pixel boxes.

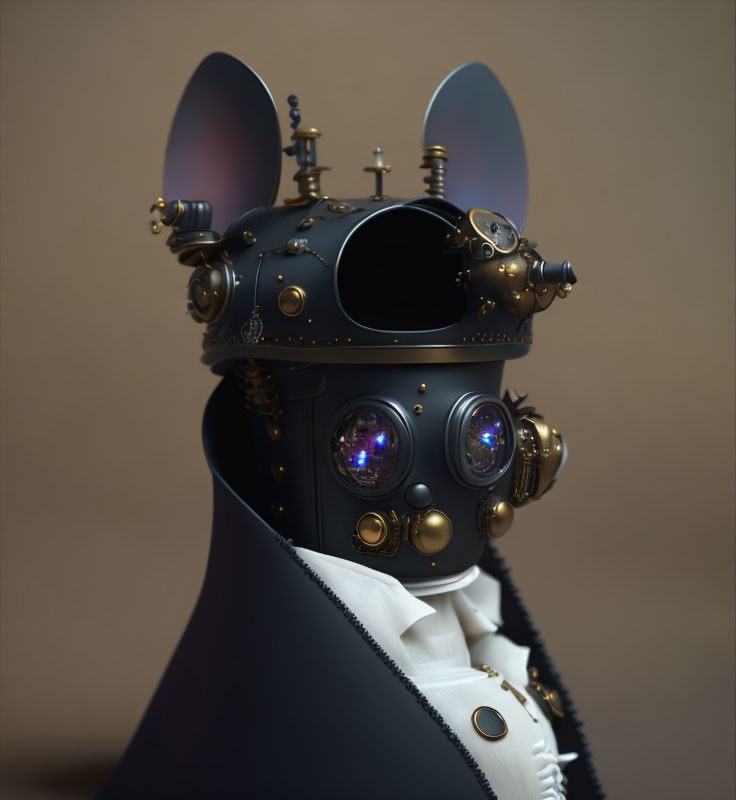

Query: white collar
[402,565,480,597]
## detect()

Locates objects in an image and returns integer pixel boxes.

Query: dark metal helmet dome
[150,52,576,581]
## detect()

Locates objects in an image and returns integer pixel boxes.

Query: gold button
[356,512,388,546]
[410,509,452,555]
[278,285,306,317]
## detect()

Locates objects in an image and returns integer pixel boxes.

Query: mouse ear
[422,63,528,232]
[163,52,282,234]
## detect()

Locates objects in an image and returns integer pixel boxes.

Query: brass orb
[277,285,306,317]
[488,501,514,539]
[410,509,452,555]
[356,512,388,547]
[546,689,565,718]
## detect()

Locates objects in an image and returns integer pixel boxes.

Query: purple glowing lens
[332,409,399,489]
[465,404,509,477]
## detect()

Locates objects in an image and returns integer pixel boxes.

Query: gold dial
[468,209,519,254]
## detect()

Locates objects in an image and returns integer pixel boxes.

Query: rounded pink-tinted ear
[163,52,282,234]
[422,63,528,232]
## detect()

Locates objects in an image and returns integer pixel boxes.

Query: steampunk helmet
[151,53,576,582]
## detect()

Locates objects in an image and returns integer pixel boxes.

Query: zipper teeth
[278,536,497,800]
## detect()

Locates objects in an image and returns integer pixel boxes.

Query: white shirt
[296,548,576,800]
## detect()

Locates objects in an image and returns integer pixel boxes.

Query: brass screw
[557,283,573,298]
[297,216,317,231]
[413,404,423,415]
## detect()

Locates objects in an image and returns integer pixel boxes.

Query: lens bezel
[327,398,413,498]
[445,393,515,488]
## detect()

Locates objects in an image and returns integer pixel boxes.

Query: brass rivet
[307,318,313,324]
[242,230,256,245]
[356,512,388,546]
[413,404,423,415]
[278,285,306,317]
[430,561,436,568]
[289,365,296,371]
[347,337,352,343]
[419,384,427,393]
[393,338,399,343]
[269,426,282,442]
[409,509,452,555]
[277,274,284,282]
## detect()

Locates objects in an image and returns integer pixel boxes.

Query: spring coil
[235,359,281,423]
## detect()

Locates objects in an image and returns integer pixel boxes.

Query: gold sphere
[410,510,453,555]
[356,512,388,546]
[488,501,514,539]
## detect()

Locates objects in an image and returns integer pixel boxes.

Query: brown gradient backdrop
[1,1,734,797]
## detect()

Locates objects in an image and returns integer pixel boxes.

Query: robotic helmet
[152,53,577,582]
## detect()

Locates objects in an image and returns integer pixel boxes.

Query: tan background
[1,0,734,797]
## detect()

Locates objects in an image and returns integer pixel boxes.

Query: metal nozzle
[530,260,576,287]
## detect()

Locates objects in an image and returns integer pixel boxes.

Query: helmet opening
[337,206,466,331]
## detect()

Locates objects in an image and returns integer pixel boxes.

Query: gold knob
[410,509,453,555]
[277,285,306,317]
[487,501,514,539]
[356,512,388,547]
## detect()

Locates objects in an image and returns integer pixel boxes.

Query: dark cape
[99,377,604,799]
